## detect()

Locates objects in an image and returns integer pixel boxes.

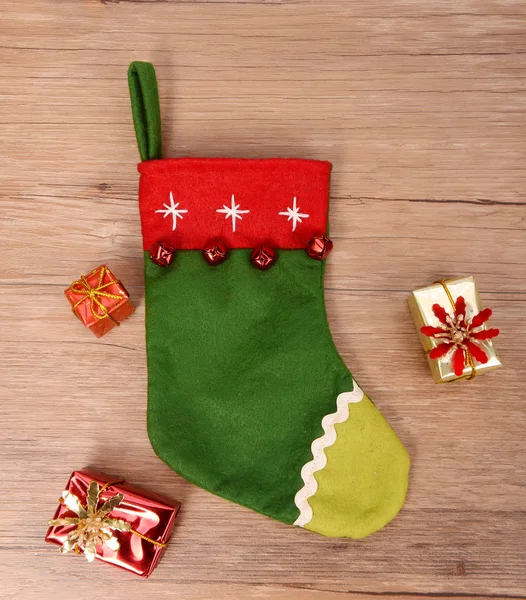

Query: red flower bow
[421,296,499,377]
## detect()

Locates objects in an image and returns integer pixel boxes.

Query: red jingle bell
[250,245,277,270]
[202,240,229,266]
[306,235,333,260]
[149,241,175,267]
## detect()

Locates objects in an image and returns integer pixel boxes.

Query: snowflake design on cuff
[216,195,250,233]
[278,197,309,232]
[155,192,188,231]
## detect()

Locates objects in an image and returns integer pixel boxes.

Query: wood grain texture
[0,1,525,599]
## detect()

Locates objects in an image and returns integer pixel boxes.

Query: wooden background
[1,1,525,599]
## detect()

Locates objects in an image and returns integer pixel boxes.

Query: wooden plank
[0,0,524,599]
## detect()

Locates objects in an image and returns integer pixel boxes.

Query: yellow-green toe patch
[304,394,410,538]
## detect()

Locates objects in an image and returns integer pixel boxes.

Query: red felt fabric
[455,296,466,319]
[138,158,332,250]
[452,347,466,376]
[470,308,492,329]
[432,303,449,324]
[471,328,499,340]
[429,342,453,359]
[465,341,489,364]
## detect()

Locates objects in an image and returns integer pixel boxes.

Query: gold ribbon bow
[48,480,166,562]
[70,266,122,324]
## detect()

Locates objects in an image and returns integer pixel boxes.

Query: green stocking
[130,62,410,538]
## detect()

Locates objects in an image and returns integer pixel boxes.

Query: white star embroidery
[278,197,309,232]
[216,195,250,233]
[155,192,188,231]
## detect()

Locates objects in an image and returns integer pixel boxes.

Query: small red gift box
[64,265,134,338]
[45,469,180,578]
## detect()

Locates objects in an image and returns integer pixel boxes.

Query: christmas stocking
[129,62,410,538]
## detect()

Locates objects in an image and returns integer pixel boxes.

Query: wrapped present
[65,265,134,338]
[45,469,180,577]
[408,276,501,383]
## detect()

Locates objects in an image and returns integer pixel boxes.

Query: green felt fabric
[144,250,409,533]
[145,250,353,523]
[128,61,162,161]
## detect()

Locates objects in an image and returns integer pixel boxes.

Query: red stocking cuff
[138,158,331,250]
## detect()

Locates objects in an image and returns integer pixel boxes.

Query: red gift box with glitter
[64,265,134,338]
[45,469,180,578]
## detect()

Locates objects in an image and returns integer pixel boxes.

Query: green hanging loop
[128,61,162,161]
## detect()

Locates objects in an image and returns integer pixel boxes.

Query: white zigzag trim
[293,383,365,528]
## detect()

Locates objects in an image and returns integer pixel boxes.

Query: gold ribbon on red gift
[49,480,166,562]
[69,266,122,325]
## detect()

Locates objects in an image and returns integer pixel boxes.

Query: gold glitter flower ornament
[48,481,131,562]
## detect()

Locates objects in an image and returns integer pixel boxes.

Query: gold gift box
[408,276,502,383]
